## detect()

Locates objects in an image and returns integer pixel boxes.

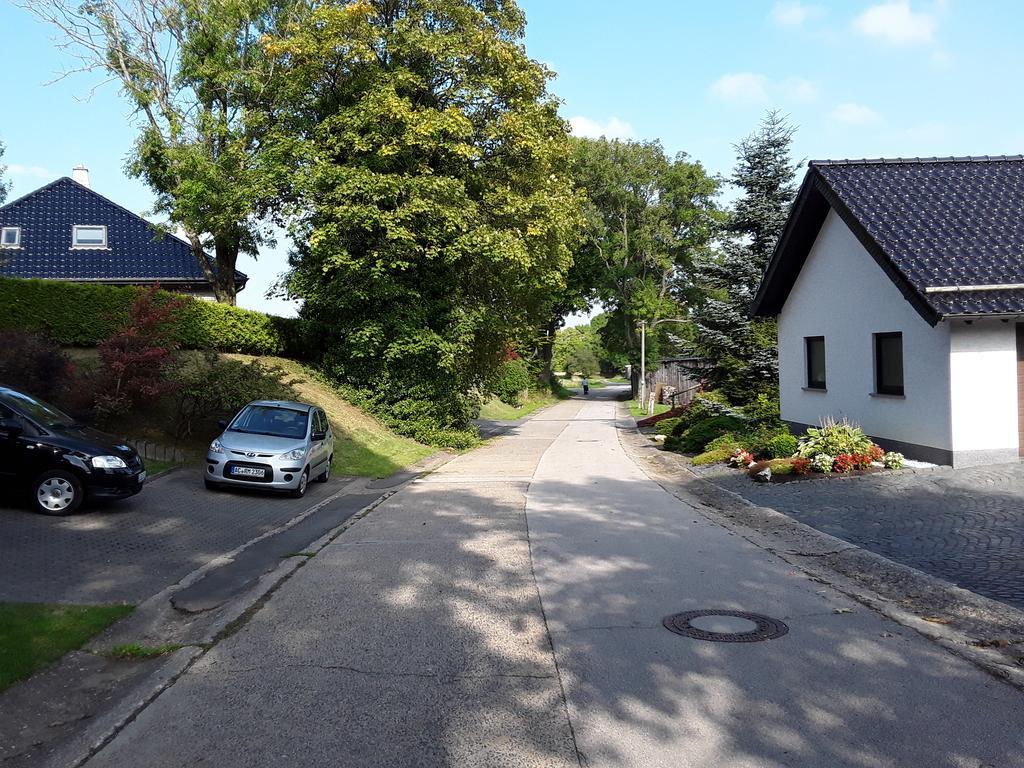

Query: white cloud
[783,77,820,102]
[568,116,635,140]
[854,2,937,44]
[710,73,819,105]
[770,1,820,27]
[830,102,882,125]
[6,164,54,179]
[710,73,770,103]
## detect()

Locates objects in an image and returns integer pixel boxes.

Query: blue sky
[2,1,1022,316]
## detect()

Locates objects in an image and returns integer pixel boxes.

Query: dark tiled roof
[0,177,246,288]
[752,155,1024,321]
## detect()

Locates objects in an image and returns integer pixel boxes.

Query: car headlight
[92,455,127,469]
[280,447,307,462]
[210,439,226,455]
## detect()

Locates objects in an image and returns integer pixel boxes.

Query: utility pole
[639,319,647,408]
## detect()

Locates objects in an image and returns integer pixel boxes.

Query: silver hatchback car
[205,400,334,498]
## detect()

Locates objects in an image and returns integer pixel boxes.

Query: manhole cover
[662,609,789,643]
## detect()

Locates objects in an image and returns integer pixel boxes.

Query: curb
[617,407,1024,693]
[47,451,454,768]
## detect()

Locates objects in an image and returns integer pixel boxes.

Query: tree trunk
[536,318,559,385]
[214,237,239,306]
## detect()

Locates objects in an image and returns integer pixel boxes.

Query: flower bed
[698,417,904,484]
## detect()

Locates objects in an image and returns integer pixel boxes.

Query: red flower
[791,458,811,475]
[833,454,856,473]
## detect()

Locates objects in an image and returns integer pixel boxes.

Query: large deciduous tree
[25,0,300,304]
[569,137,720,368]
[692,110,800,401]
[271,0,580,438]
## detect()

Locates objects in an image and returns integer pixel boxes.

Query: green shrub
[704,431,747,452]
[676,416,748,453]
[742,393,782,426]
[172,352,300,437]
[883,451,905,470]
[765,432,798,459]
[0,330,71,399]
[797,417,873,458]
[691,447,733,465]
[654,417,682,436]
[0,277,307,357]
[672,391,734,435]
[492,359,532,406]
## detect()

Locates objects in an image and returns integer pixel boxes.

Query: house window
[874,332,904,396]
[805,336,826,389]
[0,227,20,247]
[72,225,107,249]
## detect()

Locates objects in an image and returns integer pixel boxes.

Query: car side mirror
[0,417,23,439]
[312,432,326,442]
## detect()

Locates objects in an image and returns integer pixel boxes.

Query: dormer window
[1,227,20,248]
[72,225,107,249]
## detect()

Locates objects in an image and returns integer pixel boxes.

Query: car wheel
[290,468,309,499]
[33,470,84,516]
[317,457,332,483]
[204,478,223,492]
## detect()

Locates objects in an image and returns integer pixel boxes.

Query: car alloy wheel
[317,458,331,483]
[33,471,83,516]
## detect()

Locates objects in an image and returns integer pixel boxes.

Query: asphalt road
[81,388,1024,767]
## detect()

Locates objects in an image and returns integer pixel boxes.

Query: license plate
[231,466,266,478]
[138,471,147,483]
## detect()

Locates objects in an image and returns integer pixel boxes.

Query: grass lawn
[0,602,134,691]
[478,393,559,421]
[235,356,434,479]
[628,400,671,419]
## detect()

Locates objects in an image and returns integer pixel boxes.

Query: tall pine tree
[692,111,800,402]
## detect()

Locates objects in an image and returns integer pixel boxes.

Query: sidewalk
[81,402,586,768]
[526,396,1024,767]
[80,390,1024,767]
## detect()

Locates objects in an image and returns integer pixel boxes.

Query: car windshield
[0,389,78,429]
[228,405,308,440]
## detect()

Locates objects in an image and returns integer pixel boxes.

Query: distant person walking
[582,376,590,395]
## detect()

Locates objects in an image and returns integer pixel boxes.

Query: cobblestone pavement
[0,469,342,604]
[698,461,1024,610]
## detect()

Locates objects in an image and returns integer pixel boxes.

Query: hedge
[0,277,308,357]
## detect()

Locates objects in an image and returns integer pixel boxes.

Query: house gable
[0,177,246,290]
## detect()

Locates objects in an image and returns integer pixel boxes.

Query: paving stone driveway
[698,462,1024,610]
[0,469,340,605]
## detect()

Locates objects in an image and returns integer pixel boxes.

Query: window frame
[873,331,905,396]
[71,225,108,249]
[804,335,826,390]
[0,226,21,248]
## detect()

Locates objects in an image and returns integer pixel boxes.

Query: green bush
[0,277,307,357]
[672,391,733,435]
[765,432,798,459]
[742,393,782,426]
[675,415,748,453]
[654,417,682,436]
[691,447,733,465]
[797,417,873,458]
[172,352,300,437]
[493,359,532,406]
[0,330,71,399]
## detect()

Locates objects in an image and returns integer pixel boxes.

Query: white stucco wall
[949,320,1018,459]
[778,209,953,457]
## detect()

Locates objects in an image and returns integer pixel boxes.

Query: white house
[752,156,1024,468]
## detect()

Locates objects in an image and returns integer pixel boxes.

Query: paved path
[82,390,1024,767]
[697,462,1024,610]
[0,470,343,604]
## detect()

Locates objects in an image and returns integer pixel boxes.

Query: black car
[0,386,146,515]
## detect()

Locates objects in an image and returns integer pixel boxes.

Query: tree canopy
[272,0,581,440]
[568,137,720,368]
[26,0,301,304]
